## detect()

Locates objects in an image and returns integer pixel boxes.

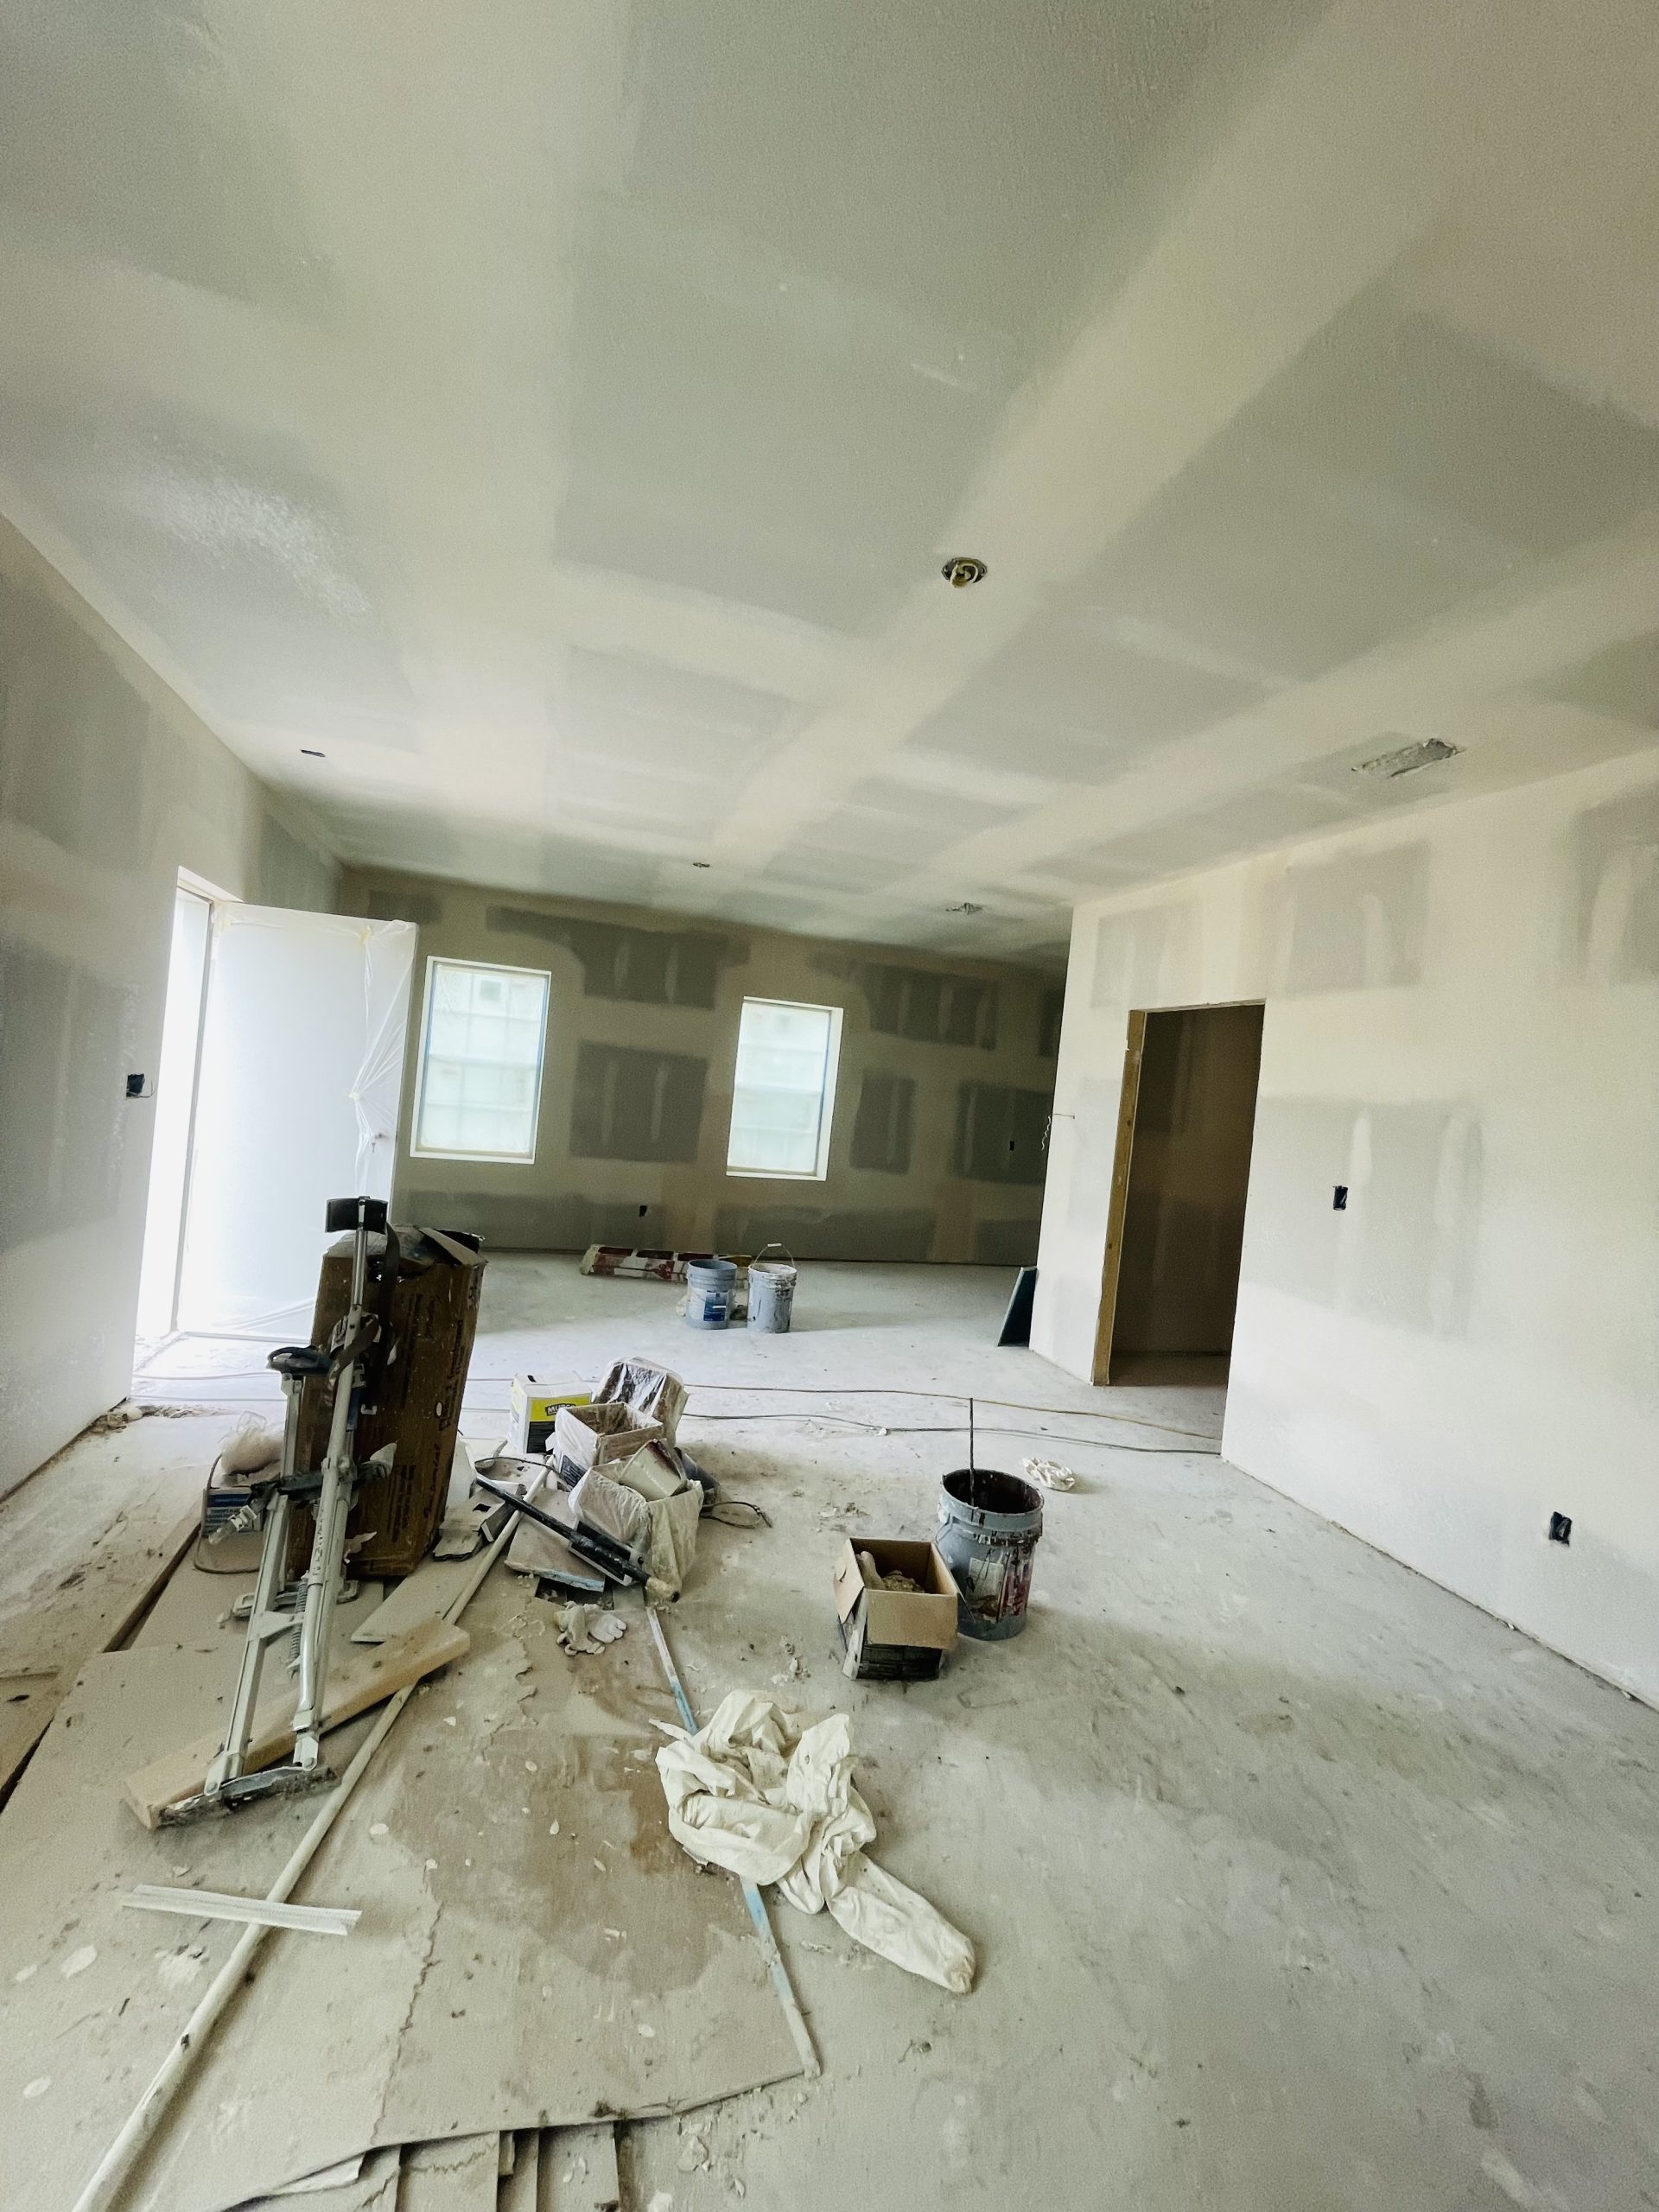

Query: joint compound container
[683,1254,736,1329]
[747,1243,797,1333]
[936,1467,1043,1639]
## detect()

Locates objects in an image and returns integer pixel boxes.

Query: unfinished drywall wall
[1112,1002,1263,1357]
[0,518,337,1497]
[343,868,1060,1265]
[1034,751,1659,1702]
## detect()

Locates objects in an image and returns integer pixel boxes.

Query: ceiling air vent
[1353,736,1460,780]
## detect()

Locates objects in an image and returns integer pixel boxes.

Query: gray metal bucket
[747,1243,797,1333]
[937,1467,1043,1640]
[683,1255,735,1330]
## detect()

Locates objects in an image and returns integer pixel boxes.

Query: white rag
[1022,1454,1077,1491]
[654,1692,975,1994]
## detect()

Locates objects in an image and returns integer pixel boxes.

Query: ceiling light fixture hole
[941,555,988,588]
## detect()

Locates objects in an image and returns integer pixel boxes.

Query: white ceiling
[4,0,1659,966]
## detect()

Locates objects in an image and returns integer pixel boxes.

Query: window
[726,997,842,1179]
[411,957,550,1162]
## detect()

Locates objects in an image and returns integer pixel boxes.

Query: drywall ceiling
[3,0,1659,964]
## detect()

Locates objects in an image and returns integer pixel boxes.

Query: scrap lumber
[122,1617,469,1828]
[0,1504,198,1800]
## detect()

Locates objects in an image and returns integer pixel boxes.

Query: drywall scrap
[0,1489,198,1799]
[1,1555,800,2212]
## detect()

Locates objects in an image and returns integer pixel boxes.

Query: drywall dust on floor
[92,1258,1659,2208]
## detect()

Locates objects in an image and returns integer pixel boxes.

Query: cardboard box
[833,1537,960,1682]
[292,1225,486,1579]
[551,1400,666,1481]
[507,1376,591,1458]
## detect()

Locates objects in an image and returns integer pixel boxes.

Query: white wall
[1034,753,1659,1703]
[0,518,338,1497]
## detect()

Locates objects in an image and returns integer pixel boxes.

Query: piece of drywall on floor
[1112,1003,1263,1357]
[1033,750,1659,1702]
[340,868,1061,1264]
[0,517,339,1497]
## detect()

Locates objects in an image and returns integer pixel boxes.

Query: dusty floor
[16,1258,1659,2209]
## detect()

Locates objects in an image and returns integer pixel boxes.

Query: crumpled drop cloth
[654,1693,975,1994]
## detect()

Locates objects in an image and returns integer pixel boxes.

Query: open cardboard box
[833,1536,960,1681]
[551,1400,667,1480]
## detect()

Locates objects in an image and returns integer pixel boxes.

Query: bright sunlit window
[411,958,550,1163]
[726,997,842,1179]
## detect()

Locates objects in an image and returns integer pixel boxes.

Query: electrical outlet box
[1548,1511,1572,1546]
[1333,1185,1348,1211]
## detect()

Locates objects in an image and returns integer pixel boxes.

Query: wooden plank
[0,1506,198,1801]
[1091,1007,1148,1387]
[122,1618,469,1828]
[397,2135,498,2212]
[540,2126,620,2212]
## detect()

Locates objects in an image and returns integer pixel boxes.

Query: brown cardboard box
[291,1225,485,1579]
[833,1537,960,1681]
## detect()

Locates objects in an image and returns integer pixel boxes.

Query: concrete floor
[24,1259,1659,2208]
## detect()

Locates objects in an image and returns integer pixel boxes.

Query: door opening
[1093,1001,1264,1387]
[134,883,213,1344]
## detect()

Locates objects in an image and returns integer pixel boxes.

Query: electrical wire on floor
[677,1410,1218,1456]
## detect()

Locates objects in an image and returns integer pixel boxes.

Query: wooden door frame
[1091,1009,1147,1385]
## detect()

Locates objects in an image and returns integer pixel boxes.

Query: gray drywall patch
[849,1070,915,1174]
[364,884,444,928]
[0,941,130,1251]
[1269,843,1428,996]
[1090,297,1659,684]
[1243,1096,1481,1333]
[1090,903,1198,1008]
[0,8,329,312]
[486,907,735,1008]
[569,1040,708,1162]
[952,1083,1052,1185]
[1570,787,1659,982]
[1549,628,1659,733]
[258,815,333,912]
[1037,986,1065,1059]
[842,960,999,1049]
[0,571,149,872]
[712,1205,936,1263]
[974,1217,1041,1266]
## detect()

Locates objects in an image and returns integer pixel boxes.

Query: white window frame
[726,996,843,1182]
[410,956,550,1165]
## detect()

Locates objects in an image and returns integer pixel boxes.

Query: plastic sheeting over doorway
[173,907,415,1336]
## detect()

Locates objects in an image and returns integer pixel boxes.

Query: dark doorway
[1093,1001,1264,1386]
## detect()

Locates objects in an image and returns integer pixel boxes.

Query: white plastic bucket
[747,1243,797,1333]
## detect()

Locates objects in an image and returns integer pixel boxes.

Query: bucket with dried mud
[936,1467,1043,1640]
[746,1243,797,1334]
[683,1255,736,1330]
